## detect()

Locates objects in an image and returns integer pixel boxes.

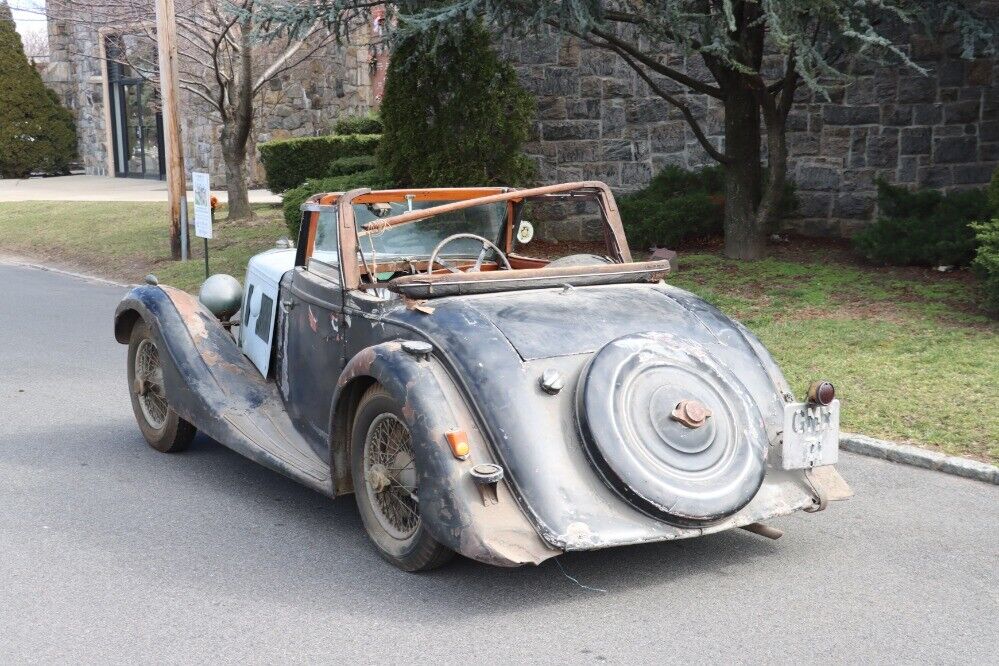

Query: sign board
[192,171,212,239]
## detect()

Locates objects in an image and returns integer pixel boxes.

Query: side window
[255,293,274,341]
[312,208,338,265]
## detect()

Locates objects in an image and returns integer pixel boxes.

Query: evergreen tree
[378,21,535,188]
[0,1,77,178]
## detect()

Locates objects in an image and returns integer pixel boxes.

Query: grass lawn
[0,201,288,293]
[1,201,996,462]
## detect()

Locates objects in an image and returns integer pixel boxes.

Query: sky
[8,0,46,36]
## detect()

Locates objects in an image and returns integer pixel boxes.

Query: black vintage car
[114,181,850,571]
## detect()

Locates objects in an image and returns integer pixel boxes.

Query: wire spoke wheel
[363,413,420,540]
[134,338,168,430]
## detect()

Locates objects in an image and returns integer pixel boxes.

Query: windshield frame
[300,182,631,291]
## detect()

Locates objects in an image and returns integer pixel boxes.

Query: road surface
[0,261,996,664]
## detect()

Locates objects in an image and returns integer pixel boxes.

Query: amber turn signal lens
[807,381,836,406]
[445,430,470,459]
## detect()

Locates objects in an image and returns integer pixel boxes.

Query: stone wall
[500,16,999,238]
[43,14,376,186]
[44,18,111,175]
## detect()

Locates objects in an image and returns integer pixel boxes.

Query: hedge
[334,113,382,136]
[618,166,795,250]
[281,169,393,238]
[853,180,990,267]
[259,133,381,192]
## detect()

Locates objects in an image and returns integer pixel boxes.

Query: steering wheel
[426,233,512,276]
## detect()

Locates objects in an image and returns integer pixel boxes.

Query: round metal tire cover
[577,332,768,524]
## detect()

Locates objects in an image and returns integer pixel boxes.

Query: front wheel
[350,383,453,571]
[127,320,196,453]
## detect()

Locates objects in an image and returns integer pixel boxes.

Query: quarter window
[255,293,273,341]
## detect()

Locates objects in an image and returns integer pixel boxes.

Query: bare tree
[19,27,48,60]
[46,0,347,219]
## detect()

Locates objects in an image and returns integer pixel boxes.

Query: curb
[840,433,998,485]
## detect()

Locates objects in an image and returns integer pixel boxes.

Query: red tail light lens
[807,381,836,406]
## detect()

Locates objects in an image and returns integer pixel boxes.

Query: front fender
[332,342,559,567]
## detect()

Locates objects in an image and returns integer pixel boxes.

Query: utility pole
[155,0,188,260]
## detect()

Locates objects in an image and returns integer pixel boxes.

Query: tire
[127,320,196,453]
[350,383,453,572]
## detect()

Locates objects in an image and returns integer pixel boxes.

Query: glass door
[106,36,165,180]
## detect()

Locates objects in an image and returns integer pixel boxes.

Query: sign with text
[192,171,212,239]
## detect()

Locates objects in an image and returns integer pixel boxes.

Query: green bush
[619,166,797,250]
[853,180,990,267]
[971,218,999,315]
[326,154,377,178]
[0,5,77,178]
[259,133,381,192]
[281,169,393,237]
[619,167,725,249]
[378,20,535,187]
[334,113,382,136]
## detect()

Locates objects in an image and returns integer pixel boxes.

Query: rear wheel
[127,320,196,453]
[350,383,453,571]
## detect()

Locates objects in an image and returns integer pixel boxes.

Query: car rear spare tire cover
[577,332,768,524]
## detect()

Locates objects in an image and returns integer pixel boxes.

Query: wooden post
[154,0,188,260]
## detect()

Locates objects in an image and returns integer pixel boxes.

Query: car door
[282,211,347,452]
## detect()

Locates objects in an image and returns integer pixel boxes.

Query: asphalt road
[1,261,996,664]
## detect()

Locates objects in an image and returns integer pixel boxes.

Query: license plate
[779,400,840,470]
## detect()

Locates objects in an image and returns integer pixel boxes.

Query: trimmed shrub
[619,167,725,249]
[0,5,77,177]
[334,113,382,136]
[259,133,381,192]
[971,218,999,315]
[378,21,535,187]
[281,169,393,237]
[853,180,990,267]
[619,165,797,250]
[326,154,377,178]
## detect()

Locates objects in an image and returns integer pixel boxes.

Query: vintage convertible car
[114,181,851,571]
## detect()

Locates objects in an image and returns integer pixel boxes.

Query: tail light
[807,381,836,406]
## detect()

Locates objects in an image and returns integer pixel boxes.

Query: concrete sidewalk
[0,175,280,204]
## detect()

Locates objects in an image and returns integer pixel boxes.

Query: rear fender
[332,342,559,567]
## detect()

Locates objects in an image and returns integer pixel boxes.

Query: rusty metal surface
[114,285,334,497]
[336,281,844,553]
[330,341,559,566]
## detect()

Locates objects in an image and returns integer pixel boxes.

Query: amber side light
[445,430,470,459]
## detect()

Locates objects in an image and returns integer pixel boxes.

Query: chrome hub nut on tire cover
[577,332,768,525]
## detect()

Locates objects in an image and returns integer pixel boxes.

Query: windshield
[315,199,508,261]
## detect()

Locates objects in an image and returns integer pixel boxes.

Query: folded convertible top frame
[387,260,673,299]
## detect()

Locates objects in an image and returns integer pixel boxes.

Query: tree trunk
[220,129,252,220]
[722,83,765,260]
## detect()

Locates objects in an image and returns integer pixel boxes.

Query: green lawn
[669,250,998,461]
[0,201,287,293]
[1,201,996,461]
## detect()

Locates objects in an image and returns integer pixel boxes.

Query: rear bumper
[550,465,851,553]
